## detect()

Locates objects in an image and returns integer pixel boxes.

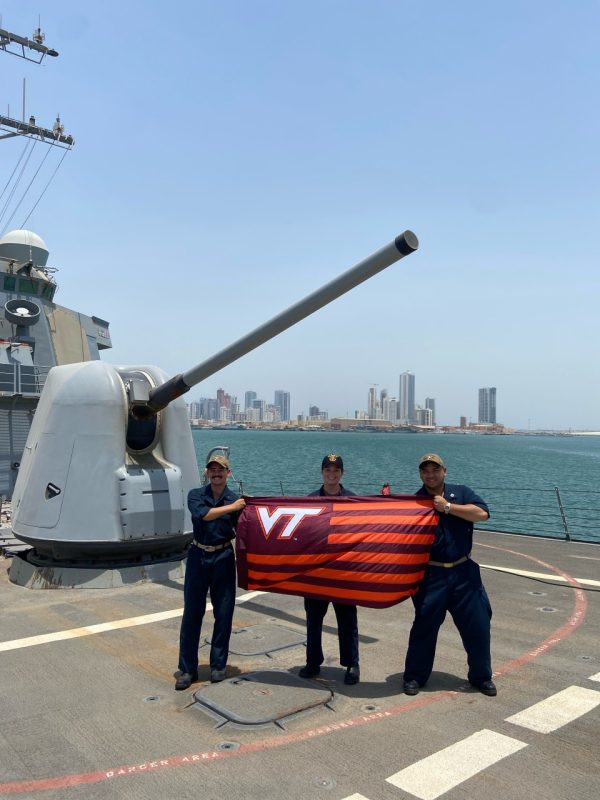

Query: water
[192,429,600,544]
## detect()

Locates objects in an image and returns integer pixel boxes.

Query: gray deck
[1,530,599,800]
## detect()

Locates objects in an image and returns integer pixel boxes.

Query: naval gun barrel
[134,231,418,418]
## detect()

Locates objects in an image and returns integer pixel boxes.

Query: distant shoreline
[190,424,600,437]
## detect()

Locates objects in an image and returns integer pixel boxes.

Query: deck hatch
[192,669,333,729]
[208,623,306,657]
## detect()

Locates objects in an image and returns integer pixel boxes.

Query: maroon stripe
[244,583,414,609]
[322,561,426,575]
[248,561,426,576]
[323,542,433,554]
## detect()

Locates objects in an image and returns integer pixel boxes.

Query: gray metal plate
[193,669,333,728]
[221,624,306,656]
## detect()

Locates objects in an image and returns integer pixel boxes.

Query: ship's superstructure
[0,229,111,496]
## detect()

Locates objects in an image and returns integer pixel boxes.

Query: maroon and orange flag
[236,495,438,609]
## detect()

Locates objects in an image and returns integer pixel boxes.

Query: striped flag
[236,495,438,609]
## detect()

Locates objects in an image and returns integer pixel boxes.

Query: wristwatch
[443,503,451,514]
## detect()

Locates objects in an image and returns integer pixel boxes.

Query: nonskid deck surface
[0,531,599,800]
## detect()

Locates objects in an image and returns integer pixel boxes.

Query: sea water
[192,429,600,544]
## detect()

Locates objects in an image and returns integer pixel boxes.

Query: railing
[474,486,600,543]
[225,478,600,545]
[0,363,51,396]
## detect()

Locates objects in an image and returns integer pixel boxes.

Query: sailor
[175,454,246,690]
[402,454,496,696]
[299,454,360,685]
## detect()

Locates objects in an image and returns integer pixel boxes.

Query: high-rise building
[309,405,328,420]
[188,401,201,420]
[367,386,379,419]
[199,397,218,420]
[382,395,398,423]
[217,388,231,409]
[244,390,257,410]
[399,371,415,424]
[252,399,266,422]
[478,387,497,424]
[274,390,291,422]
[425,397,436,425]
[415,406,433,426]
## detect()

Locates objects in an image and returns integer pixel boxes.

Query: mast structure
[0,22,74,147]
[0,24,58,62]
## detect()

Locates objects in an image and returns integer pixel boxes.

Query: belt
[427,555,469,568]
[192,540,232,552]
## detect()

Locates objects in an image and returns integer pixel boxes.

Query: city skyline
[187,374,501,429]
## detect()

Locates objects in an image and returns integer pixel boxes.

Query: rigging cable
[1,143,53,233]
[0,138,37,230]
[20,144,71,229]
[0,138,32,204]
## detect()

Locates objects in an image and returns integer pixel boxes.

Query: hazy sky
[1,1,598,429]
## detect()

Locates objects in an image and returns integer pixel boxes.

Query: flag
[236,495,438,609]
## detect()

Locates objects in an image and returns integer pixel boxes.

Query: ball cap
[419,453,445,469]
[206,454,230,469]
[322,453,343,470]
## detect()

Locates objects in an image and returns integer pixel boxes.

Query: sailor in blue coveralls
[299,454,360,686]
[403,453,497,697]
[175,454,246,691]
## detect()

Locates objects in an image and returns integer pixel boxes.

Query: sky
[1,1,598,430]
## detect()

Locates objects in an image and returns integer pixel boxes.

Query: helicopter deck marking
[0,549,589,795]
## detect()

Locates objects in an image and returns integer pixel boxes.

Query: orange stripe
[335,551,430,565]
[246,551,429,567]
[330,515,435,526]
[248,567,424,584]
[331,502,433,511]
[245,579,414,602]
[328,532,435,544]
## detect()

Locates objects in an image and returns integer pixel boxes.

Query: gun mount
[9,232,418,581]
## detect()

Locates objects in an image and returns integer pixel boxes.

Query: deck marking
[0,693,457,795]
[0,590,264,653]
[0,545,590,795]
[478,542,588,678]
[341,795,371,800]
[589,673,600,682]
[505,686,600,733]
[568,554,600,561]
[385,729,527,800]
[480,563,600,588]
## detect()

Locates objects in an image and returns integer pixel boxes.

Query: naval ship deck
[1,529,599,800]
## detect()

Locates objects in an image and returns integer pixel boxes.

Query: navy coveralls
[304,485,359,670]
[177,484,239,676]
[403,483,492,687]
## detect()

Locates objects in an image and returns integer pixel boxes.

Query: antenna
[0,26,74,148]
[0,22,58,62]
[0,112,74,147]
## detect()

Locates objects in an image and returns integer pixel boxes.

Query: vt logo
[256,506,325,539]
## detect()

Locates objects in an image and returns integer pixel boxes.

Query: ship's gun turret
[10,232,418,575]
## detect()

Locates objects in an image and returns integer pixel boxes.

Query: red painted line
[478,541,588,677]
[0,542,588,796]
[0,695,452,795]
